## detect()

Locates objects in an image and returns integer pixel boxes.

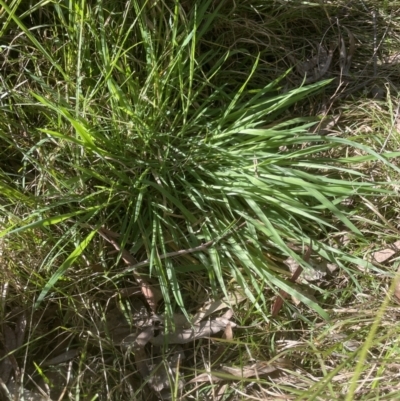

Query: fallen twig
[122,240,215,272]
[122,221,246,273]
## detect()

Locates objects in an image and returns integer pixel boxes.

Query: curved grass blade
[34,229,97,309]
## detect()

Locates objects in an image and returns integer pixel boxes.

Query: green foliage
[1,1,400,400]
[0,0,397,319]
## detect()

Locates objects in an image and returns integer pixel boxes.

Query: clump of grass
[1,0,394,318]
[1,0,400,400]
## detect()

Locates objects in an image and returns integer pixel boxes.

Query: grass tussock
[1,0,400,400]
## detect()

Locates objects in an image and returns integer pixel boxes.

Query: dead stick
[122,221,246,273]
[123,240,214,273]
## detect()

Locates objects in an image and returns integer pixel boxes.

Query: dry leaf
[121,316,234,348]
[373,248,396,263]
[222,323,233,341]
[163,313,191,330]
[211,318,234,363]
[134,326,154,348]
[98,228,162,312]
[313,114,340,135]
[343,340,359,352]
[290,285,318,307]
[115,287,237,398]
[215,383,228,401]
[221,308,234,320]
[151,317,236,346]
[188,372,221,383]
[306,259,338,281]
[148,347,185,397]
[122,326,186,399]
[272,243,311,317]
[120,317,235,398]
[382,53,400,65]
[191,292,245,325]
[139,282,162,313]
[104,299,152,344]
[285,256,337,282]
[130,327,154,378]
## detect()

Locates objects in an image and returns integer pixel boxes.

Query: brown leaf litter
[97,227,163,313]
[118,313,236,398]
[271,242,313,317]
[0,309,50,400]
[372,240,400,264]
